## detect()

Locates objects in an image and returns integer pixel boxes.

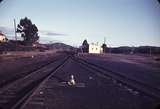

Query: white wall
[0,35,6,42]
[89,43,101,54]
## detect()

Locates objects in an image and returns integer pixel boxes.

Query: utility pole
[14,19,17,51]
[104,37,106,44]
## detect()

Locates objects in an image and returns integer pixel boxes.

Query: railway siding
[0,55,69,109]
[21,56,157,109]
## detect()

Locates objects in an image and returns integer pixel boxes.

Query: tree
[16,17,39,45]
[0,0,3,3]
[102,43,107,53]
[82,39,89,53]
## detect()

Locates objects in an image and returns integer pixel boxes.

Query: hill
[107,46,160,54]
[45,43,74,50]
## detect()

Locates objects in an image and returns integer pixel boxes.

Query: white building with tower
[89,43,102,54]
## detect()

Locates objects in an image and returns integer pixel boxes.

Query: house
[0,32,7,43]
[89,43,102,54]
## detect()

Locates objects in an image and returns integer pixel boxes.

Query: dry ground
[0,50,59,75]
[0,50,58,61]
[80,53,160,71]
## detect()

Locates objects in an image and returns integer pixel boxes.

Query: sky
[0,0,160,47]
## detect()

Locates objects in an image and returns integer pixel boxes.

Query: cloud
[0,26,67,43]
[39,30,67,36]
[0,26,67,36]
[0,26,14,35]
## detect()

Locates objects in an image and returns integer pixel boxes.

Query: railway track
[0,55,70,109]
[0,54,64,89]
[72,56,160,101]
[0,54,158,109]
[19,55,157,109]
